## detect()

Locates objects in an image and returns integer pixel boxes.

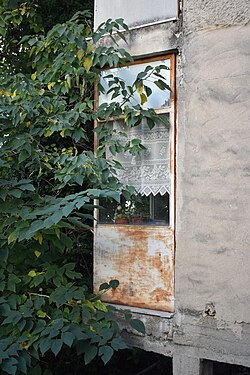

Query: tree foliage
[0,0,94,74]
[0,4,169,374]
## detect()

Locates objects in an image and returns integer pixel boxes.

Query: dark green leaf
[51,339,63,356]
[39,338,50,355]
[146,117,155,130]
[145,85,152,97]
[109,280,119,289]
[1,358,18,375]
[84,345,98,365]
[111,337,128,351]
[10,189,22,198]
[62,332,74,347]
[16,355,27,374]
[0,247,9,262]
[99,345,114,365]
[99,283,109,291]
[129,319,145,334]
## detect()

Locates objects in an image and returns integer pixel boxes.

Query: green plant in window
[114,204,131,223]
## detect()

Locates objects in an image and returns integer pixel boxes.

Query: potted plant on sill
[114,204,130,224]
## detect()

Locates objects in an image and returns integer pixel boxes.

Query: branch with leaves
[0,6,169,374]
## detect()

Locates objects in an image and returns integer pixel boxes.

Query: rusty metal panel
[94,224,174,312]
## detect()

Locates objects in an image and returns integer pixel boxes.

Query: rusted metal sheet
[94,224,174,312]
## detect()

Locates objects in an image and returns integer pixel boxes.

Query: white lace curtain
[108,118,170,196]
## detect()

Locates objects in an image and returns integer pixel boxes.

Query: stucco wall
[176,22,250,324]
[183,0,250,31]
[172,2,250,366]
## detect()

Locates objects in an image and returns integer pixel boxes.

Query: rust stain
[94,224,174,312]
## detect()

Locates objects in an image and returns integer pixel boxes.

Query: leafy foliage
[0,0,94,74]
[0,4,170,374]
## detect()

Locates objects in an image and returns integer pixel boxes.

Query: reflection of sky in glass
[99,59,170,109]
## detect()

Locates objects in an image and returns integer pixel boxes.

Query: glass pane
[99,59,170,110]
[99,192,169,226]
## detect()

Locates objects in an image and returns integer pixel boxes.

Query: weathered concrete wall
[183,0,250,31]
[97,21,180,59]
[171,2,250,367]
[94,0,250,370]
[176,22,250,324]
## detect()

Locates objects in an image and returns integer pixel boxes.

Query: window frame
[94,53,176,230]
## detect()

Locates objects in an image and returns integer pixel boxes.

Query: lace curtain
[107,118,170,196]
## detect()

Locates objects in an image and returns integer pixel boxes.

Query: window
[94,55,176,313]
[98,57,173,227]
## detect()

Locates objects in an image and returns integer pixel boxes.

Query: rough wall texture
[94,0,250,369]
[171,2,250,365]
[183,0,250,31]
[176,23,250,324]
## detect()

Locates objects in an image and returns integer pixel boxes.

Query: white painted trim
[126,18,178,31]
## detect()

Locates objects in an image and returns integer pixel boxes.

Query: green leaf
[154,79,170,91]
[1,358,18,375]
[83,56,93,73]
[145,85,152,97]
[32,320,46,335]
[36,310,47,318]
[84,345,97,365]
[99,346,114,365]
[111,337,128,351]
[62,332,74,347]
[18,184,35,191]
[28,270,36,278]
[10,189,22,198]
[0,247,9,262]
[99,283,109,291]
[129,319,145,334]
[62,203,75,217]
[49,211,64,225]
[28,38,37,46]
[18,150,30,163]
[16,355,28,374]
[109,280,119,289]
[93,300,108,312]
[140,93,147,105]
[146,117,155,130]
[51,339,63,356]
[28,220,44,235]
[77,49,85,60]
[39,338,50,355]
